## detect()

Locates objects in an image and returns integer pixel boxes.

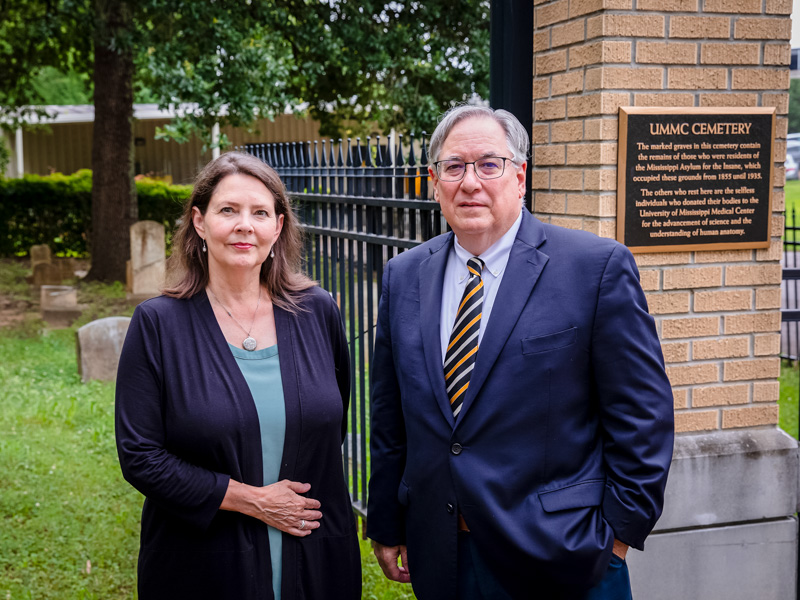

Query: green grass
[0,263,415,599]
[0,328,139,599]
[779,361,799,439]
[785,180,800,218]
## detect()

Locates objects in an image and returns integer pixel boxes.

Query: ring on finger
[300,519,306,530]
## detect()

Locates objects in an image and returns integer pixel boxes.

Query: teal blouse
[229,343,286,600]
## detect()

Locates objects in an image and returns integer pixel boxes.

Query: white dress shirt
[440,210,524,363]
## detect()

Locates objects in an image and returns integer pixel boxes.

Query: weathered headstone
[128,220,165,302]
[32,262,63,288]
[56,257,77,280]
[76,316,131,382]
[30,244,52,270]
[40,285,81,327]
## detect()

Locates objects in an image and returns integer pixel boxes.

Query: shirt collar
[453,209,523,281]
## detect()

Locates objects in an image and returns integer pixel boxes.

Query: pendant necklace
[207,286,262,351]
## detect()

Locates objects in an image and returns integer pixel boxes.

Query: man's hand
[372,541,411,583]
[612,538,629,560]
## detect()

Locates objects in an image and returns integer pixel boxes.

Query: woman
[115,152,361,599]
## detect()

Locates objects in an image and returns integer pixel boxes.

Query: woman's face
[192,173,284,277]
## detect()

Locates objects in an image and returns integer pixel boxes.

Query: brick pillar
[533,1,797,599]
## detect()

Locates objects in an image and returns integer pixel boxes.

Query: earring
[270,248,275,258]
[202,239,207,253]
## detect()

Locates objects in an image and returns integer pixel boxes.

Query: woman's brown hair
[164,152,315,311]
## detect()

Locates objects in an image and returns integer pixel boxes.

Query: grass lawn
[0,261,414,600]
[779,361,799,438]
[785,180,800,217]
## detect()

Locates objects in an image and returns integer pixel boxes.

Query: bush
[0,171,191,257]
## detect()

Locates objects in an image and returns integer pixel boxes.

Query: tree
[1,0,489,281]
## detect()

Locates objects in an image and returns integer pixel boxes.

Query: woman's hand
[220,479,322,537]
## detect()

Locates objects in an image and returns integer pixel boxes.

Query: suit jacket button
[446,503,454,514]
[451,443,463,455]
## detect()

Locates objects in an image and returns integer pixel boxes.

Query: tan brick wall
[705,0,760,13]
[637,42,696,65]
[693,384,749,407]
[670,16,730,38]
[533,0,788,434]
[722,405,779,428]
[701,43,760,65]
[638,0,697,11]
[675,411,718,432]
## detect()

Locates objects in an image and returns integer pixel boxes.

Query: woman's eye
[255,210,268,217]
[220,206,234,213]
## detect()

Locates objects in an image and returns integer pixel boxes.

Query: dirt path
[0,294,33,328]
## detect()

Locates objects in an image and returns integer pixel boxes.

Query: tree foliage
[3,0,489,138]
[136,0,489,139]
[0,0,92,125]
[0,0,490,279]
[267,0,490,136]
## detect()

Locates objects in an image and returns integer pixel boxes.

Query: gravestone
[56,257,77,280]
[40,285,81,327]
[76,317,131,382]
[30,244,52,270]
[128,220,165,302]
[32,262,63,288]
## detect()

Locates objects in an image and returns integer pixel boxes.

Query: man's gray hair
[428,105,530,166]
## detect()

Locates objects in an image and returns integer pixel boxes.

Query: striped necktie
[444,256,484,417]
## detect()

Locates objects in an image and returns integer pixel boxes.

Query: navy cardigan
[115,287,360,599]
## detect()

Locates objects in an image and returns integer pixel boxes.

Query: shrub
[0,171,191,257]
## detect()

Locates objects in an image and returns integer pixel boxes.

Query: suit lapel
[456,212,549,425]
[419,234,456,427]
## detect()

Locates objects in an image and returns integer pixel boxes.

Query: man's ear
[516,161,527,199]
[429,166,440,203]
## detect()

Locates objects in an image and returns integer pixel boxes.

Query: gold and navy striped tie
[444,257,484,417]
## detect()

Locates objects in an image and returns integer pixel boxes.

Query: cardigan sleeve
[115,302,231,531]
[325,291,351,443]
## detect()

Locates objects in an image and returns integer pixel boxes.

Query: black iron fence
[242,135,447,524]
[783,207,800,361]
[784,209,800,600]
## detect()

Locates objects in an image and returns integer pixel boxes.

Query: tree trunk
[86,0,135,282]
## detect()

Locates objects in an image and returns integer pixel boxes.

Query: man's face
[429,116,526,255]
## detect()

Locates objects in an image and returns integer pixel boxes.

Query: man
[367,105,674,600]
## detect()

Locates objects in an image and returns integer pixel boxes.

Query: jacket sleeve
[115,303,230,530]
[366,262,408,547]
[593,244,675,550]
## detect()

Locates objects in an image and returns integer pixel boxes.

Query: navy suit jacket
[367,210,674,599]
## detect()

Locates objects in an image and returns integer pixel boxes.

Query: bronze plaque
[617,107,775,253]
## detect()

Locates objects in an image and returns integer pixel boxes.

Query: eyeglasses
[433,156,515,182]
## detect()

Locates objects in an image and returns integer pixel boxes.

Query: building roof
[27,104,182,124]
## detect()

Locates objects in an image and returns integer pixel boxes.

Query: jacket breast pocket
[521,327,577,355]
[538,479,605,513]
